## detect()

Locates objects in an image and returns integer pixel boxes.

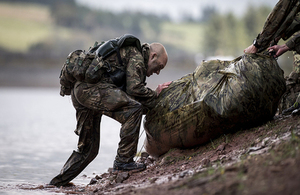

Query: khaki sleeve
[125,47,157,109]
[282,14,300,40]
[256,0,300,50]
[286,34,300,54]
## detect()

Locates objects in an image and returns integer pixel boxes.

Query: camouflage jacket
[286,33,300,54]
[256,0,300,50]
[103,43,157,109]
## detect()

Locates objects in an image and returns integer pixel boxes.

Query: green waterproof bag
[144,53,286,157]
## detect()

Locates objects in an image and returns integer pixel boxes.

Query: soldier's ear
[151,52,157,61]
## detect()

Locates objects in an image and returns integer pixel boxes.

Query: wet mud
[3,114,300,195]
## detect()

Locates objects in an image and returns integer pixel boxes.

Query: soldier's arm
[256,0,299,50]
[245,0,299,53]
[282,14,300,41]
[125,47,157,108]
[286,33,300,54]
[267,33,300,57]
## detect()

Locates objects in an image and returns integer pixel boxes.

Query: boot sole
[112,167,146,173]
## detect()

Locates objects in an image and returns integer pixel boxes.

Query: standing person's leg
[292,51,300,74]
[292,50,300,106]
[287,52,300,115]
[50,81,145,187]
[280,30,300,114]
[281,47,300,115]
[49,88,101,187]
[104,101,143,167]
[77,81,145,170]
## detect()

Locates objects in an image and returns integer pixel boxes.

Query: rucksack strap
[116,47,123,66]
[95,34,141,60]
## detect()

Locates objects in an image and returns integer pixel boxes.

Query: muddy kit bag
[59,34,142,96]
[144,53,286,157]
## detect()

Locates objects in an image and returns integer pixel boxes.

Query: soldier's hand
[156,81,172,96]
[268,44,289,58]
[244,44,258,53]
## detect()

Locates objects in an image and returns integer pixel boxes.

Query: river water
[0,87,146,194]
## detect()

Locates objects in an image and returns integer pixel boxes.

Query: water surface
[0,87,145,193]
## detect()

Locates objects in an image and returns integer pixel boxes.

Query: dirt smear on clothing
[7,114,300,195]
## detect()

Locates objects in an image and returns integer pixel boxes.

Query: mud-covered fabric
[49,102,101,187]
[144,53,286,157]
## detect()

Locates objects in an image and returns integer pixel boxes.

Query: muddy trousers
[50,82,143,187]
[49,109,101,187]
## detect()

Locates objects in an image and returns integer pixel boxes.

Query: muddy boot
[292,108,300,116]
[282,103,300,115]
[113,160,146,172]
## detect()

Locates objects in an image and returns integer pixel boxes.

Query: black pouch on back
[109,68,126,91]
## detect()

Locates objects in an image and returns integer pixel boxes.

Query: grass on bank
[0,2,74,53]
[160,22,204,53]
[0,2,205,55]
[0,3,54,52]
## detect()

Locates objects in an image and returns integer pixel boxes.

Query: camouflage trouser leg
[292,31,300,74]
[279,46,300,112]
[105,104,142,164]
[293,52,300,105]
[293,51,300,74]
[49,90,102,187]
[72,82,143,163]
[295,93,300,105]
[50,81,142,186]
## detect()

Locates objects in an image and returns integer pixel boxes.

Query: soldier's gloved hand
[156,81,172,96]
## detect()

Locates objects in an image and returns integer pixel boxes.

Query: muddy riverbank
[13,113,300,195]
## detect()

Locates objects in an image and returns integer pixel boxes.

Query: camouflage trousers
[279,52,300,111]
[50,81,143,187]
[293,51,300,74]
[279,31,300,111]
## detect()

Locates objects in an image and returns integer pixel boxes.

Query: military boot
[282,102,300,115]
[292,108,300,116]
[113,160,146,172]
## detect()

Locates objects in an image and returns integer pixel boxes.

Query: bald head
[150,43,168,65]
[146,43,168,77]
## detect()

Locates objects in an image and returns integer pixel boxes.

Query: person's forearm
[255,0,299,50]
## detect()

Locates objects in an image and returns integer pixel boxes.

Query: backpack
[59,34,142,96]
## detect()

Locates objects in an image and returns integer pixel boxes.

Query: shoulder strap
[117,34,142,53]
[116,47,123,66]
[95,34,142,60]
